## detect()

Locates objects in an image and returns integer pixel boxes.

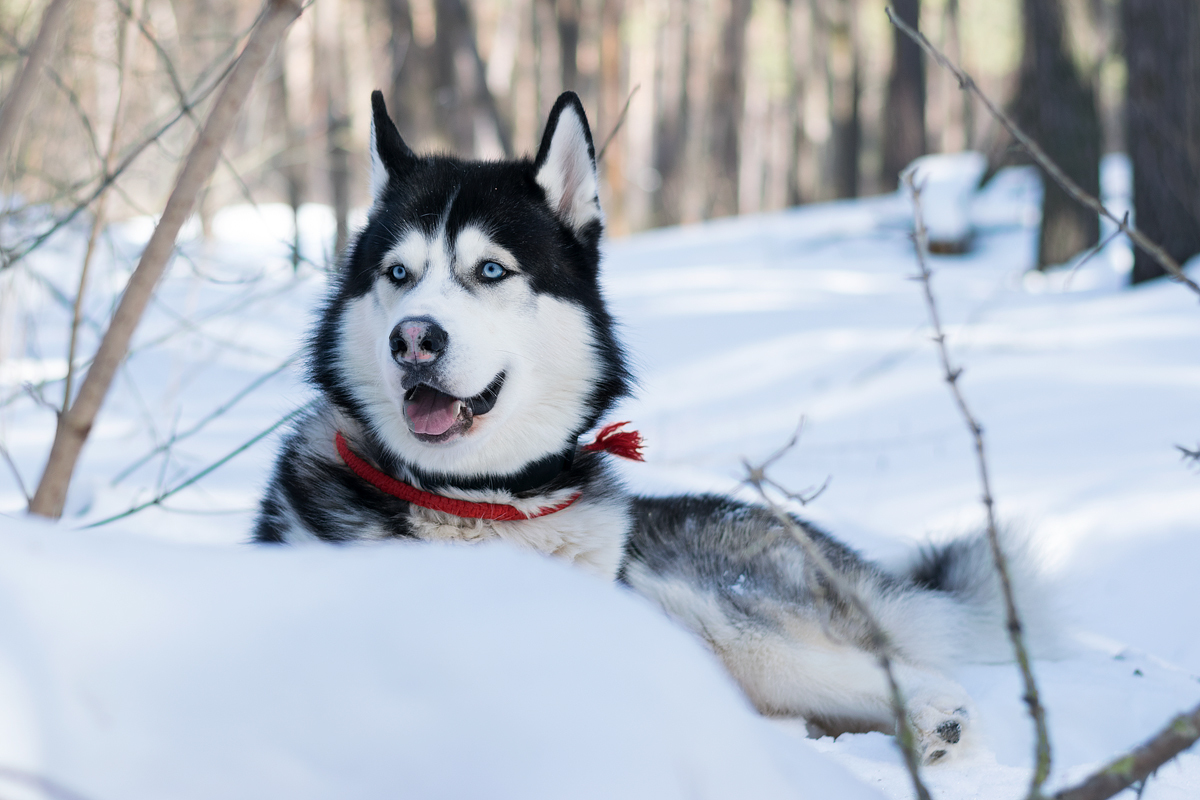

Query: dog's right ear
[369,90,416,198]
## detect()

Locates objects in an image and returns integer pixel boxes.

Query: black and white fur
[256,91,1047,764]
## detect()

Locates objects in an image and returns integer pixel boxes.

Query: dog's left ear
[534,92,603,235]
[369,90,416,199]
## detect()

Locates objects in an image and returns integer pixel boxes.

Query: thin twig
[1063,213,1129,291]
[743,435,932,800]
[904,172,1052,797]
[0,0,77,164]
[1052,701,1200,800]
[111,355,297,485]
[0,441,30,502]
[1177,444,1200,464]
[0,765,94,800]
[595,84,640,164]
[63,0,139,415]
[83,401,312,529]
[1,46,241,269]
[885,6,1200,301]
[28,0,304,519]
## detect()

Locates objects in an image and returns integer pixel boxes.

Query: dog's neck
[400,447,577,496]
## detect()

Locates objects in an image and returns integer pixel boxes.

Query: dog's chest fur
[256,406,631,579]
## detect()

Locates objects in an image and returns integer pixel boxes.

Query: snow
[1,158,1199,798]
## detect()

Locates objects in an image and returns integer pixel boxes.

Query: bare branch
[0,0,77,164]
[111,355,298,485]
[1,52,241,269]
[0,441,30,502]
[885,6,1200,301]
[1063,213,1129,291]
[1053,701,1200,800]
[84,401,313,529]
[742,438,932,800]
[1177,444,1200,465]
[0,764,94,800]
[63,0,140,416]
[596,84,640,164]
[28,0,305,520]
[904,172,1052,796]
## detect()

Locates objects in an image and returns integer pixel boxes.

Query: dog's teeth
[452,400,464,417]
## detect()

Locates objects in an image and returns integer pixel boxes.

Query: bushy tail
[902,530,1061,664]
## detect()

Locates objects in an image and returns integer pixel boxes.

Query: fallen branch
[904,172,1052,796]
[743,425,932,800]
[885,6,1200,301]
[1053,701,1200,800]
[28,0,305,519]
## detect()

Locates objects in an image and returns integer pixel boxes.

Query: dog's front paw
[907,693,971,765]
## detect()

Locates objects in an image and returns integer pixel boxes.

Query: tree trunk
[707,0,752,218]
[652,0,689,226]
[314,0,351,256]
[1015,0,1101,268]
[784,0,811,206]
[882,0,925,190]
[433,0,512,158]
[828,0,860,200]
[556,0,580,93]
[598,0,626,232]
[1124,0,1200,284]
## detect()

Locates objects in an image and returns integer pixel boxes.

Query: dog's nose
[391,318,448,363]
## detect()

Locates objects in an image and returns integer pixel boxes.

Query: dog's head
[312,91,630,480]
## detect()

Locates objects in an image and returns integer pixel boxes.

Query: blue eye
[391,264,408,282]
[480,261,506,280]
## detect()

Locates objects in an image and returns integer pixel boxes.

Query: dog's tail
[899,530,1061,665]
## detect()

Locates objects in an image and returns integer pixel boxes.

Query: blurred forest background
[0,0,1196,279]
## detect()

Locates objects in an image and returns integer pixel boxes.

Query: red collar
[333,422,643,522]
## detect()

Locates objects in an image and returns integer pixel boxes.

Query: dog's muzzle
[402,372,505,443]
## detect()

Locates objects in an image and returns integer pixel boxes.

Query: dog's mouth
[403,372,505,443]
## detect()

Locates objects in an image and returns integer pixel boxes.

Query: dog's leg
[716,630,973,764]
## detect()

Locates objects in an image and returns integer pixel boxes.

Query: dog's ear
[369,90,416,198]
[534,92,603,235]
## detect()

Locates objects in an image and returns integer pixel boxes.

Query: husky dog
[256,90,1042,764]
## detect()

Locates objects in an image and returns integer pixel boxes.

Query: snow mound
[0,515,880,800]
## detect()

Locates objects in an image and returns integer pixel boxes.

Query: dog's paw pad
[908,701,971,766]
[935,719,961,744]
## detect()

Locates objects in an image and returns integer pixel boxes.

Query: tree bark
[28,0,305,520]
[706,0,752,218]
[433,0,512,157]
[1014,0,1101,268]
[882,0,925,190]
[652,0,689,226]
[556,0,580,93]
[828,0,860,200]
[1124,0,1200,284]
[0,0,76,165]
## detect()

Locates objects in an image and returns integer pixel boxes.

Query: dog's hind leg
[624,565,972,765]
[718,628,974,765]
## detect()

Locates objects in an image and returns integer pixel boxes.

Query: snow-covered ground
[0,157,1197,798]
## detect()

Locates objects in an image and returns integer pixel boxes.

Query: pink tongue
[405,386,461,435]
